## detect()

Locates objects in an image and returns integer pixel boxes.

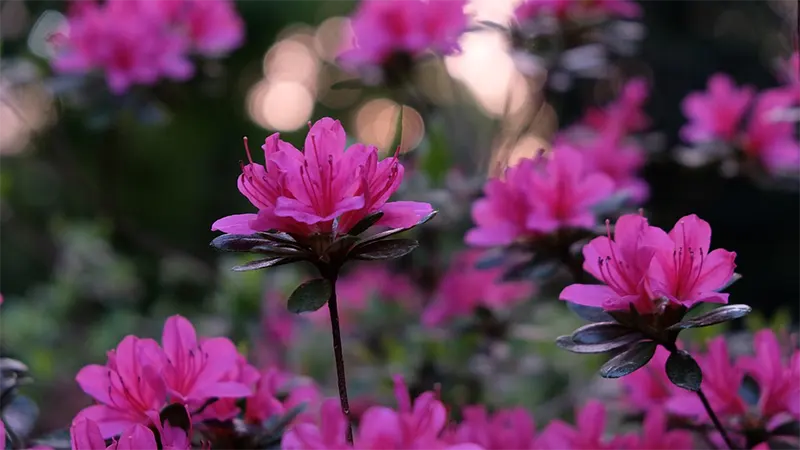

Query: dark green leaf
[665,350,702,391]
[352,239,419,261]
[261,404,306,437]
[599,341,657,378]
[474,250,508,270]
[358,211,438,245]
[556,333,645,354]
[739,375,760,406]
[572,322,638,345]
[389,103,404,151]
[716,273,742,292]
[567,302,614,323]
[159,403,192,432]
[2,395,38,440]
[770,421,799,437]
[211,234,304,256]
[257,231,299,245]
[347,212,384,236]
[501,259,559,282]
[330,79,363,90]
[287,279,332,313]
[231,257,302,272]
[667,304,752,331]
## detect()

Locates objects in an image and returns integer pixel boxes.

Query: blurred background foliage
[0,0,797,436]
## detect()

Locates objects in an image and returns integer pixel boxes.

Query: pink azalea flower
[74,336,167,438]
[465,158,539,247]
[740,87,800,174]
[212,118,433,237]
[71,419,158,450]
[305,265,421,329]
[527,146,616,233]
[339,0,467,68]
[466,147,614,247]
[560,213,664,313]
[245,367,322,425]
[536,400,616,449]
[737,329,800,419]
[151,408,193,450]
[514,0,641,23]
[448,406,536,449]
[281,399,350,450]
[150,0,244,55]
[583,78,651,137]
[645,214,737,307]
[666,337,747,422]
[622,346,677,412]
[51,0,194,94]
[422,250,536,326]
[158,315,252,407]
[680,74,755,144]
[194,353,260,422]
[615,409,694,450]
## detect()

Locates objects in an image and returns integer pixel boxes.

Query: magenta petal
[162,315,198,367]
[211,214,258,234]
[70,418,106,450]
[378,201,434,228]
[74,405,140,440]
[559,284,616,307]
[194,381,252,399]
[356,407,402,448]
[115,425,158,450]
[76,365,113,404]
[695,249,736,293]
[273,197,326,224]
[464,225,517,247]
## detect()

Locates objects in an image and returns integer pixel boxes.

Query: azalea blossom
[339,0,467,69]
[212,118,433,237]
[680,74,755,144]
[245,367,322,425]
[646,214,737,307]
[71,419,158,450]
[194,353,261,422]
[514,0,641,23]
[613,409,694,450]
[73,315,251,438]
[536,400,621,449]
[144,0,244,55]
[740,87,800,174]
[423,249,536,326]
[466,147,614,247]
[446,406,537,449]
[582,78,651,137]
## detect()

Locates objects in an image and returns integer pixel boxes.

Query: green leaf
[667,304,752,331]
[599,341,657,378]
[739,375,760,406]
[352,238,419,261]
[390,104,405,152]
[572,322,639,345]
[715,273,742,292]
[358,210,438,246]
[287,279,332,313]
[558,333,645,354]
[347,211,384,236]
[232,257,302,272]
[419,123,452,185]
[330,79,363,90]
[665,350,702,391]
[566,302,614,323]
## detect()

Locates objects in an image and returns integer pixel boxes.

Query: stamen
[243,137,254,165]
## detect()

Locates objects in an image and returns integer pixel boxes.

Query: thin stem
[326,275,354,444]
[696,388,737,450]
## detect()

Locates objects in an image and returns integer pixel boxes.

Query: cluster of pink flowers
[51,0,243,94]
[559,78,651,203]
[466,147,615,248]
[623,330,799,447]
[681,72,800,174]
[560,213,737,313]
[212,118,433,238]
[70,315,319,442]
[339,0,468,70]
[513,0,642,24]
[423,250,536,326]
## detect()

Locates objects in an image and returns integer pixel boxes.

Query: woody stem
[326,273,354,444]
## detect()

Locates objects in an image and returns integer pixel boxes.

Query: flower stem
[696,388,737,450]
[326,275,354,444]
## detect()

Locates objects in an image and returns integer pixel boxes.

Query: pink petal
[114,425,157,450]
[74,405,140,440]
[559,284,617,308]
[668,214,711,254]
[162,315,198,368]
[378,201,434,229]
[577,400,606,442]
[211,214,258,234]
[694,248,736,293]
[193,381,252,399]
[193,337,239,389]
[356,407,402,448]
[76,365,113,404]
[70,419,106,450]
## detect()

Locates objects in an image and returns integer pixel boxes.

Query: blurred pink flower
[466,148,614,247]
[339,0,467,68]
[447,406,536,449]
[738,329,800,419]
[680,74,755,144]
[527,146,615,233]
[667,337,747,422]
[158,315,252,407]
[536,400,616,449]
[147,0,244,55]
[71,419,158,450]
[740,87,800,174]
[560,214,663,313]
[646,214,736,308]
[514,0,641,22]
[423,250,536,326]
[212,118,432,237]
[622,346,677,412]
[51,0,194,94]
[281,399,350,450]
[614,409,694,450]
[245,367,322,425]
[74,336,167,438]
[73,315,250,438]
[305,265,421,329]
[583,78,651,137]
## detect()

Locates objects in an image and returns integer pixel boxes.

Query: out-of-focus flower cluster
[50,0,243,93]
